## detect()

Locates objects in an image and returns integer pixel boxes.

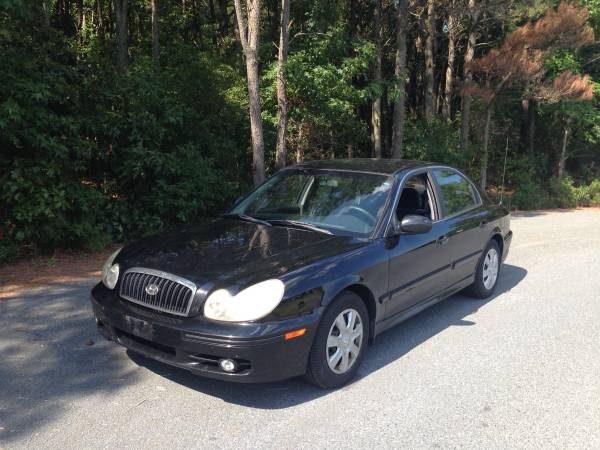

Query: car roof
[294,158,437,176]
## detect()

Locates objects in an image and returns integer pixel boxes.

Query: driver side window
[396,174,434,222]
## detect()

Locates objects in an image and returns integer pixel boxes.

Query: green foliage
[0,238,21,264]
[548,177,577,208]
[2,0,600,259]
[572,179,600,206]
[511,176,600,210]
[263,18,374,160]
[511,179,553,210]
[0,6,245,255]
[403,118,470,169]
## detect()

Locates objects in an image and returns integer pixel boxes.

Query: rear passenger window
[432,169,478,217]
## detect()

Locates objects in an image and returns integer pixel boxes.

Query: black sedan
[91,159,512,388]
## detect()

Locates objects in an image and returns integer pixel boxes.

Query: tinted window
[432,169,478,217]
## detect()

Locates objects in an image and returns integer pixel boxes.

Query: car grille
[119,268,197,317]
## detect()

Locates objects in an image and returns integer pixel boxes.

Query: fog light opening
[219,358,238,373]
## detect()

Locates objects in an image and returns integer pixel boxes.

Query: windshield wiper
[267,219,333,235]
[223,213,272,227]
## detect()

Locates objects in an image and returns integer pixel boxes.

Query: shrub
[548,177,577,208]
[571,179,600,207]
[0,239,21,264]
[573,185,592,206]
[511,179,552,210]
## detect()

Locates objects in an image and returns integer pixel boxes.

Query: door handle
[436,235,449,245]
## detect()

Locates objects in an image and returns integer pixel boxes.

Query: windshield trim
[226,168,395,239]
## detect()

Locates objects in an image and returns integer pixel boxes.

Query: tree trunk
[558,126,569,178]
[234,0,266,185]
[460,0,478,151]
[520,99,536,155]
[443,6,456,119]
[114,0,128,67]
[208,0,218,45]
[392,0,408,159]
[76,0,84,31]
[424,0,435,121]
[347,144,354,159]
[371,0,383,158]
[41,1,51,26]
[480,103,492,190]
[218,0,229,36]
[528,99,535,155]
[96,0,105,40]
[151,0,160,67]
[275,0,290,169]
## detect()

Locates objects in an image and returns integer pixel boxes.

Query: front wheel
[464,240,501,299]
[306,291,368,389]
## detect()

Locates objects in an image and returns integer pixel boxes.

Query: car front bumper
[91,283,321,383]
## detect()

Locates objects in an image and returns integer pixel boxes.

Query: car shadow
[129,263,527,409]
[0,281,142,444]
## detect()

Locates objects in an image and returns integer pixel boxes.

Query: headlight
[101,248,122,290]
[203,279,285,322]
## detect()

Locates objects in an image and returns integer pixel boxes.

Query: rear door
[430,168,489,288]
[385,171,452,319]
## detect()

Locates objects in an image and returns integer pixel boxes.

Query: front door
[385,172,452,319]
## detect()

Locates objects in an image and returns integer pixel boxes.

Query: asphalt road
[1,209,599,449]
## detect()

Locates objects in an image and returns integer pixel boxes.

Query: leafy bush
[0,15,244,255]
[511,179,553,210]
[548,177,577,208]
[0,239,21,264]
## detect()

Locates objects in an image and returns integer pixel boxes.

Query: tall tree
[392,0,409,158]
[96,0,105,40]
[114,0,128,67]
[234,0,266,185]
[442,1,457,119]
[371,0,383,158]
[535,71,594,177]
[460,0,480,151]
[151,0,159,67]
[424,0,436,121]
[275,0,290,169]
[468,2,595,188]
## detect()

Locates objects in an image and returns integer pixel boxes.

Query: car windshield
[228,169,393,237]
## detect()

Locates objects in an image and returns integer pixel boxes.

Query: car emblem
[145,283,159,296]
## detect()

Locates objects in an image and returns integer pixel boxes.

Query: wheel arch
[490,230,504,258]
[323,281,378,345]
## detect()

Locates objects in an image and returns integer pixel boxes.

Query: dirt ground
[0,246,119,299]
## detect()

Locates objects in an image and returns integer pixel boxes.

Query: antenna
[499,136,509,206]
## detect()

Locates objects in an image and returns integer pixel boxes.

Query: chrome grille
[119,268,197,317]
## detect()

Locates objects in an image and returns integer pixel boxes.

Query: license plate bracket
[124,315,153,340]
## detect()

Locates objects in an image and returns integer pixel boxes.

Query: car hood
[116,218,365,289]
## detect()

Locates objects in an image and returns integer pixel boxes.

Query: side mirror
[400,215,432,234]
[233,196,242,206]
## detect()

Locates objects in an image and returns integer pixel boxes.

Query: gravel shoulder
[1,209,599,449]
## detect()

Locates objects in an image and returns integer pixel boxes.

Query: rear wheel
[306,291,368,389]
[464,240,501,299]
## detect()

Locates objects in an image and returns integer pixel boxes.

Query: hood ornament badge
[145,284,159,296]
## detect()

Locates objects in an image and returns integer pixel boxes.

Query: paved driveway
[1,209,599,449]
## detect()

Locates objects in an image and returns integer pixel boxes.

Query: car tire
[464,239,501,299]
[305,291,369,389]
